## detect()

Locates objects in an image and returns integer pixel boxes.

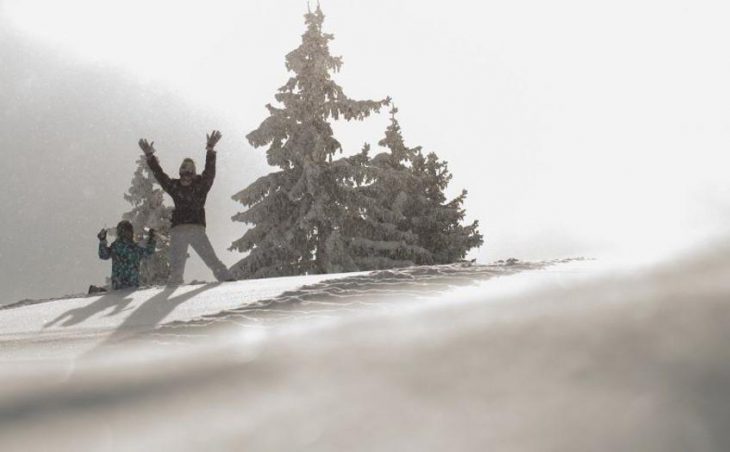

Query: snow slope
[1,253,729,451]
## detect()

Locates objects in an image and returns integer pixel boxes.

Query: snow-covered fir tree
[408,149,484,263]
[122,155,173,285]
[230,5,389,278]
[346,107,432,269]
[355,107,482,267]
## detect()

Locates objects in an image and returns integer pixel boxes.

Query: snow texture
[1,249,729,451]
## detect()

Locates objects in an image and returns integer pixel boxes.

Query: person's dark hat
[179,158,197,176]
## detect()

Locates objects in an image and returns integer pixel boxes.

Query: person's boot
[166,278,185,286]
[214,267,236,282]
[88,285,107,295]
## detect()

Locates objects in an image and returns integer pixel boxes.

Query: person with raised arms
[138,131,234,284]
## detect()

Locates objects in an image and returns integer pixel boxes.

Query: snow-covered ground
[1,252,729,451]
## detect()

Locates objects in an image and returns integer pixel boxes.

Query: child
[98,220,156,290]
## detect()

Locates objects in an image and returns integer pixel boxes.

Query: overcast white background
[1,0,729,303]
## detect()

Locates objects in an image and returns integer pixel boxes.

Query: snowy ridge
[5,252,729,451]
[159,259,578,333]
[1,260,575,365]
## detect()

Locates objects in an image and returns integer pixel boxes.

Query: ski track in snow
[1,252,730,451]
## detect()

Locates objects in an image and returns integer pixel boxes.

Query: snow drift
[1,248,729,451]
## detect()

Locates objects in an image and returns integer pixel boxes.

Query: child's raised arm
[98,228,111,260]
[138,229,156,257]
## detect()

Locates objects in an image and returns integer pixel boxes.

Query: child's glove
[97,229,107,241]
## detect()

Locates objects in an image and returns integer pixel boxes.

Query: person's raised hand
[138,138,156,156]
[97,228,107,241]
[206,130,222,151]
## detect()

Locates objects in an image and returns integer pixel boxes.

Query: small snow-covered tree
[409,150,484,263]
[230,5,389,278]
[122,155,173,285]
[346,108,432,269]
[353,108,482,267]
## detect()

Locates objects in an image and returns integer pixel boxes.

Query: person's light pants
[168,224,232,284]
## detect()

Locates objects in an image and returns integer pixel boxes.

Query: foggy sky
[1,0,729,303]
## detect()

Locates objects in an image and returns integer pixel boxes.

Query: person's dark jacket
[146,151,216,227]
